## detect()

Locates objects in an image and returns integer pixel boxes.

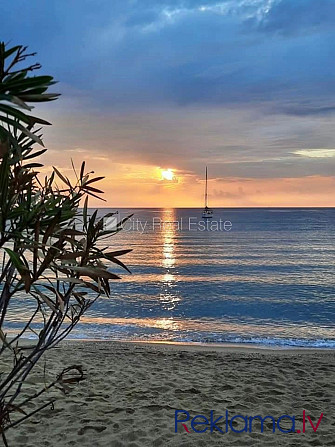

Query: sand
[3,341,335,446]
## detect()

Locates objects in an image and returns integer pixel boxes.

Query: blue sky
[2,0,335,206]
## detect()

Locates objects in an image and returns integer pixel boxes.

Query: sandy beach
[4,341,335,446]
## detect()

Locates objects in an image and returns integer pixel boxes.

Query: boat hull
[202,210,213,218]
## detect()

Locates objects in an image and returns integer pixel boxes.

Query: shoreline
[13,336,335,354]
[61,338,335,354]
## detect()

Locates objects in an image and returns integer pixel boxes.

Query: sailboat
[202,166,213,218]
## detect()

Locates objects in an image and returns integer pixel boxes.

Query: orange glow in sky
[40,108,335,209]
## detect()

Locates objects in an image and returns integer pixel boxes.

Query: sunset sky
[3,0,335,207]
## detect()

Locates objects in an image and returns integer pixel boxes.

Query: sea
[5,208,335,348]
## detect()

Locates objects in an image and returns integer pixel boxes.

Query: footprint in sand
[77,425,107,435]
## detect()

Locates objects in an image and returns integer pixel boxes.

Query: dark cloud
[256,0,335,35]
[210,158,335,179]
[277,105,335,117]
[2,0,335,115]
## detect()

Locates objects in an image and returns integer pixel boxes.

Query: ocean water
[5,208,335,348]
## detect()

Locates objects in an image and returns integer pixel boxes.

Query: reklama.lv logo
[175,410,324,434]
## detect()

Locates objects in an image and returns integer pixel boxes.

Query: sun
[161,169,174,181]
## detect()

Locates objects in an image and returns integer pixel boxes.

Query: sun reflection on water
[161,208,176,270]
[159,208,180,309]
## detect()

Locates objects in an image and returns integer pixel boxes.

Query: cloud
[276,104,335,117]
[293,149,335,159]
[2,0,335,115]
[256,0,335,35]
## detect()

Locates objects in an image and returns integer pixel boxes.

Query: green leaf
[85,176,104,186]
[0,93,31,110]
[53,166,71,186]
[104,249,132,257]
[105,256,132,274]
[83,196,88,229]
[82,185,104,194]
[57,251,85,260]
[62,265,121,280]
[18,93,60,102]
[80,161,85,180]
[32,288,57,312]
[0,115,44,146]
[4,45,21,58]
[23,148,47,160]
[4,248,31,292]
[22,163,44,169]
[4,248,25,271]
[4,75,55,90]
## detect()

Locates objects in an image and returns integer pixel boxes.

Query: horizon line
[82,206,335,209]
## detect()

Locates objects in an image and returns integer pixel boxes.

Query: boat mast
[205,166,208,208]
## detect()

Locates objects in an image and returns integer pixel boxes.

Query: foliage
[0,43,130,445]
